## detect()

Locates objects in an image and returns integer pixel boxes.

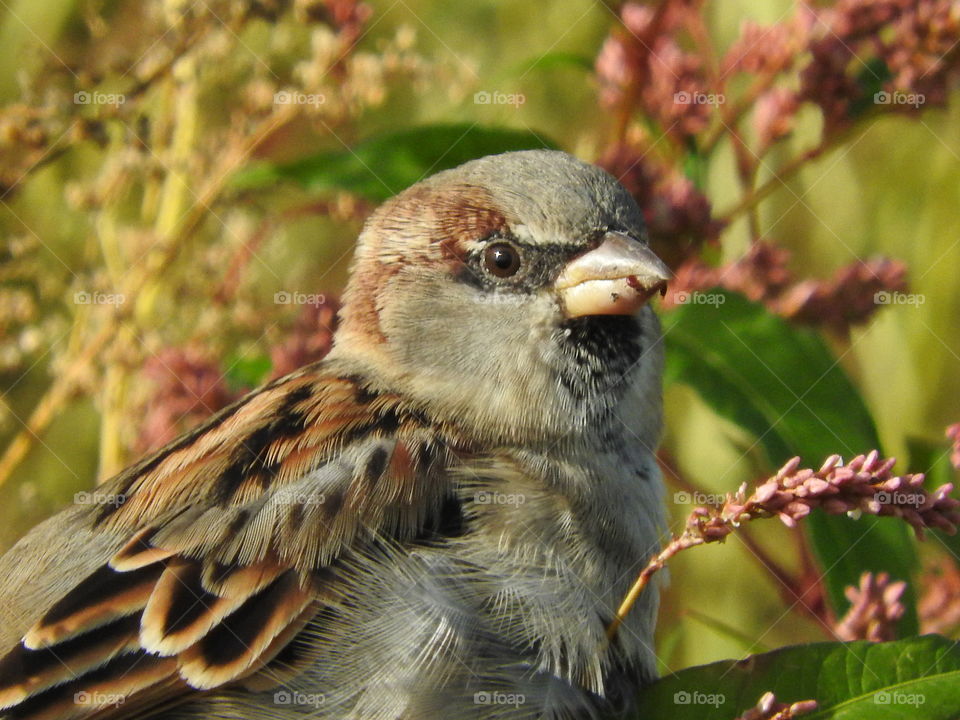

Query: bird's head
[333,150,670,445]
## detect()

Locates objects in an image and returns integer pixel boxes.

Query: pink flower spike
[819,455,842,474]
[832,467,856,483]
[881,477,905,491]
[611,452,960,643]
[759,692,776,713]
[777,456,802,480]
[778,513,798,528]
[822,498,852,514]
[754,481,780,504]
[877,457,897,475]
[805,478,832,495]
[733,690,817,720]
[947,424,960,469]
[835,572,907,641]
[908,473,927,488]
[934,484,955,501]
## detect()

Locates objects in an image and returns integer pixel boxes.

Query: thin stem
[607,532,705,641]
[717,125,866,226]
[0,327,112,489]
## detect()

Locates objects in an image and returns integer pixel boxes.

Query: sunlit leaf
[851,58,893,119]
[223,353,272,391]
[637,634,960,719]
[516,51,594,73]
[233,124,558,200]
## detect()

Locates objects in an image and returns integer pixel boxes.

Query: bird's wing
[0,362,459,720]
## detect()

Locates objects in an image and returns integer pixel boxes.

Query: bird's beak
[554,232,671,317]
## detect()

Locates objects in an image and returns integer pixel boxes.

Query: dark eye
[483,242,521,278]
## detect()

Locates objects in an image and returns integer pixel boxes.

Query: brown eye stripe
[428,186,507,257]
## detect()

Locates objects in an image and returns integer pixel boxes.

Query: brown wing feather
[0,362,466,719]
[139,559,285,657]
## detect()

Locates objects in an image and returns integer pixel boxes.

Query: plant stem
[0,327,111,489]
[716,125,866,226]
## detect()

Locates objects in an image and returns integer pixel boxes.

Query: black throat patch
[553,314,645,404]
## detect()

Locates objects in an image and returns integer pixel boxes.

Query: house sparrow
[0,149,670,720]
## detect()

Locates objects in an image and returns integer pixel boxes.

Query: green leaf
[223,353,272,391]
[637,635,960,719]
[662,289,918,634]
[850,57,893,120]
[233,124,558,200]
[515,51,594,73]
[682,139,706,190]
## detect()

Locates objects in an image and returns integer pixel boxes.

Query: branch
[607,451,960,641]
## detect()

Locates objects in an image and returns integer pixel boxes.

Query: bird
[0,149,670,720]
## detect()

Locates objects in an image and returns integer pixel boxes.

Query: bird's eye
[483,242,521,278]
